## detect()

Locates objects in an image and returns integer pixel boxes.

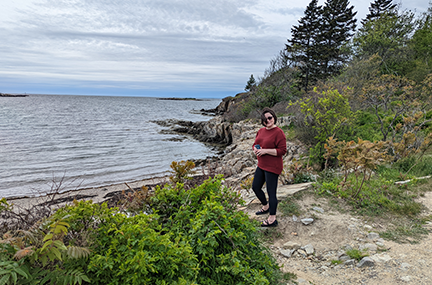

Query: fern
[0,261,30,285]
[41,268,90,285]
[67,246,91,259]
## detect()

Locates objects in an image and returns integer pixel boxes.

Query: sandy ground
[7,176,170,210]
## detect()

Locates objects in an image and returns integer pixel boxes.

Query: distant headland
[0,93,29,97]
[157,97,202,101]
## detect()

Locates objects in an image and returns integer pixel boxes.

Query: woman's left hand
[256,148,265,157]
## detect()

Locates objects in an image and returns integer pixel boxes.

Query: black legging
[252,167,279,215]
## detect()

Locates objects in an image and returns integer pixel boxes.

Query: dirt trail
[242,190,432,284]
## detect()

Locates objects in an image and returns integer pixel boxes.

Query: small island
[0,93,29,97]
[157,97,202,101]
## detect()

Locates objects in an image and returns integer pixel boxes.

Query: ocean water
[0,95,220,198]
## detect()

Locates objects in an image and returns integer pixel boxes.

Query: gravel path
[243,190,432,284]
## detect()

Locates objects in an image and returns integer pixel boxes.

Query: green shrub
[54,176,282,284]
[151,176,281,284]
[88,214,198,285]
[50,200,120,247]
[393,155,432,178]
[352,110,383,141]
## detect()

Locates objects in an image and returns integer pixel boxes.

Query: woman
[252,108,287,227]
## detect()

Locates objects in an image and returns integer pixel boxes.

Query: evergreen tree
[361,0,397,25]
[409,3,432,81]
[412,5,432,67]
[353,8,416,75]
[284,0,323,92]
[245,74,257,91]
[318,0,357,79]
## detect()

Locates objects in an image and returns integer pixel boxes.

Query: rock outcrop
[183,115,307,185]
[154,103,307,187]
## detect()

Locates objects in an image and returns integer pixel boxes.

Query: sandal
[255,207,270,215]
[261,219,278,227]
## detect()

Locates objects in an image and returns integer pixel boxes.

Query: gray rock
[297,249,307,257]
[364,225,373,230]
[301,218,314,225]
[313,206,324,213]
[344,244,353,251]
[357,257,375,268]
[359,243,377,252]
[344,259,356,266]
[280,249,294,258]
[348,224,357,232]
[376,242,385,247]
[302,244,315,255]
[370,253,392,263]
[339,254,351,261]
[367,232,380,240]
[283,241,301,250]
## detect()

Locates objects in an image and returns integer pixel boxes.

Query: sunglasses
[265,116,273,122]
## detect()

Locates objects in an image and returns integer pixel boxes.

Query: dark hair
[261,107,277,126]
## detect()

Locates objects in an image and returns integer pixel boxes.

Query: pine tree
[245,74,256,91]
[353,8,415,75]
[318,0,357,79]
[361,0,397,25]
[284,0,323,92]
[410,4,432,81]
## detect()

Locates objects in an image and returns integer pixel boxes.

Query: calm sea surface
[0,95,220,198]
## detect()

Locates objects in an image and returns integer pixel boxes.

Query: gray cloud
[0,0,428,97]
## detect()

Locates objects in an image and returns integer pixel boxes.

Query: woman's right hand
[254,146,261,157]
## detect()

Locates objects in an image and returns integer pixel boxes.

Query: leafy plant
[345,248,368,261]
[299,88,354,142]
[0,260,30,285]
[324,136,390,197]
[45,176,283,284]
[282,272,297,282]
[150,176,282,284]
[0,198,12,212]
[280,159,314,184]
[169,160,196,185]
[289,87,354,165]
[119,184,151,213]
[0,217,91,285]
[88,214,198,285]
[240,176,254,191]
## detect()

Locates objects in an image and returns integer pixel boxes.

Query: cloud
[0,0,429,97]
[1,0,287,95]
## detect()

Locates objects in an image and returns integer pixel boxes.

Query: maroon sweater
[253,127,287,175]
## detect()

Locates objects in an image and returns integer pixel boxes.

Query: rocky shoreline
[8,112,304,211]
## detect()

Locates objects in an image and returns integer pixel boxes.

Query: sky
[0,0,428,98]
